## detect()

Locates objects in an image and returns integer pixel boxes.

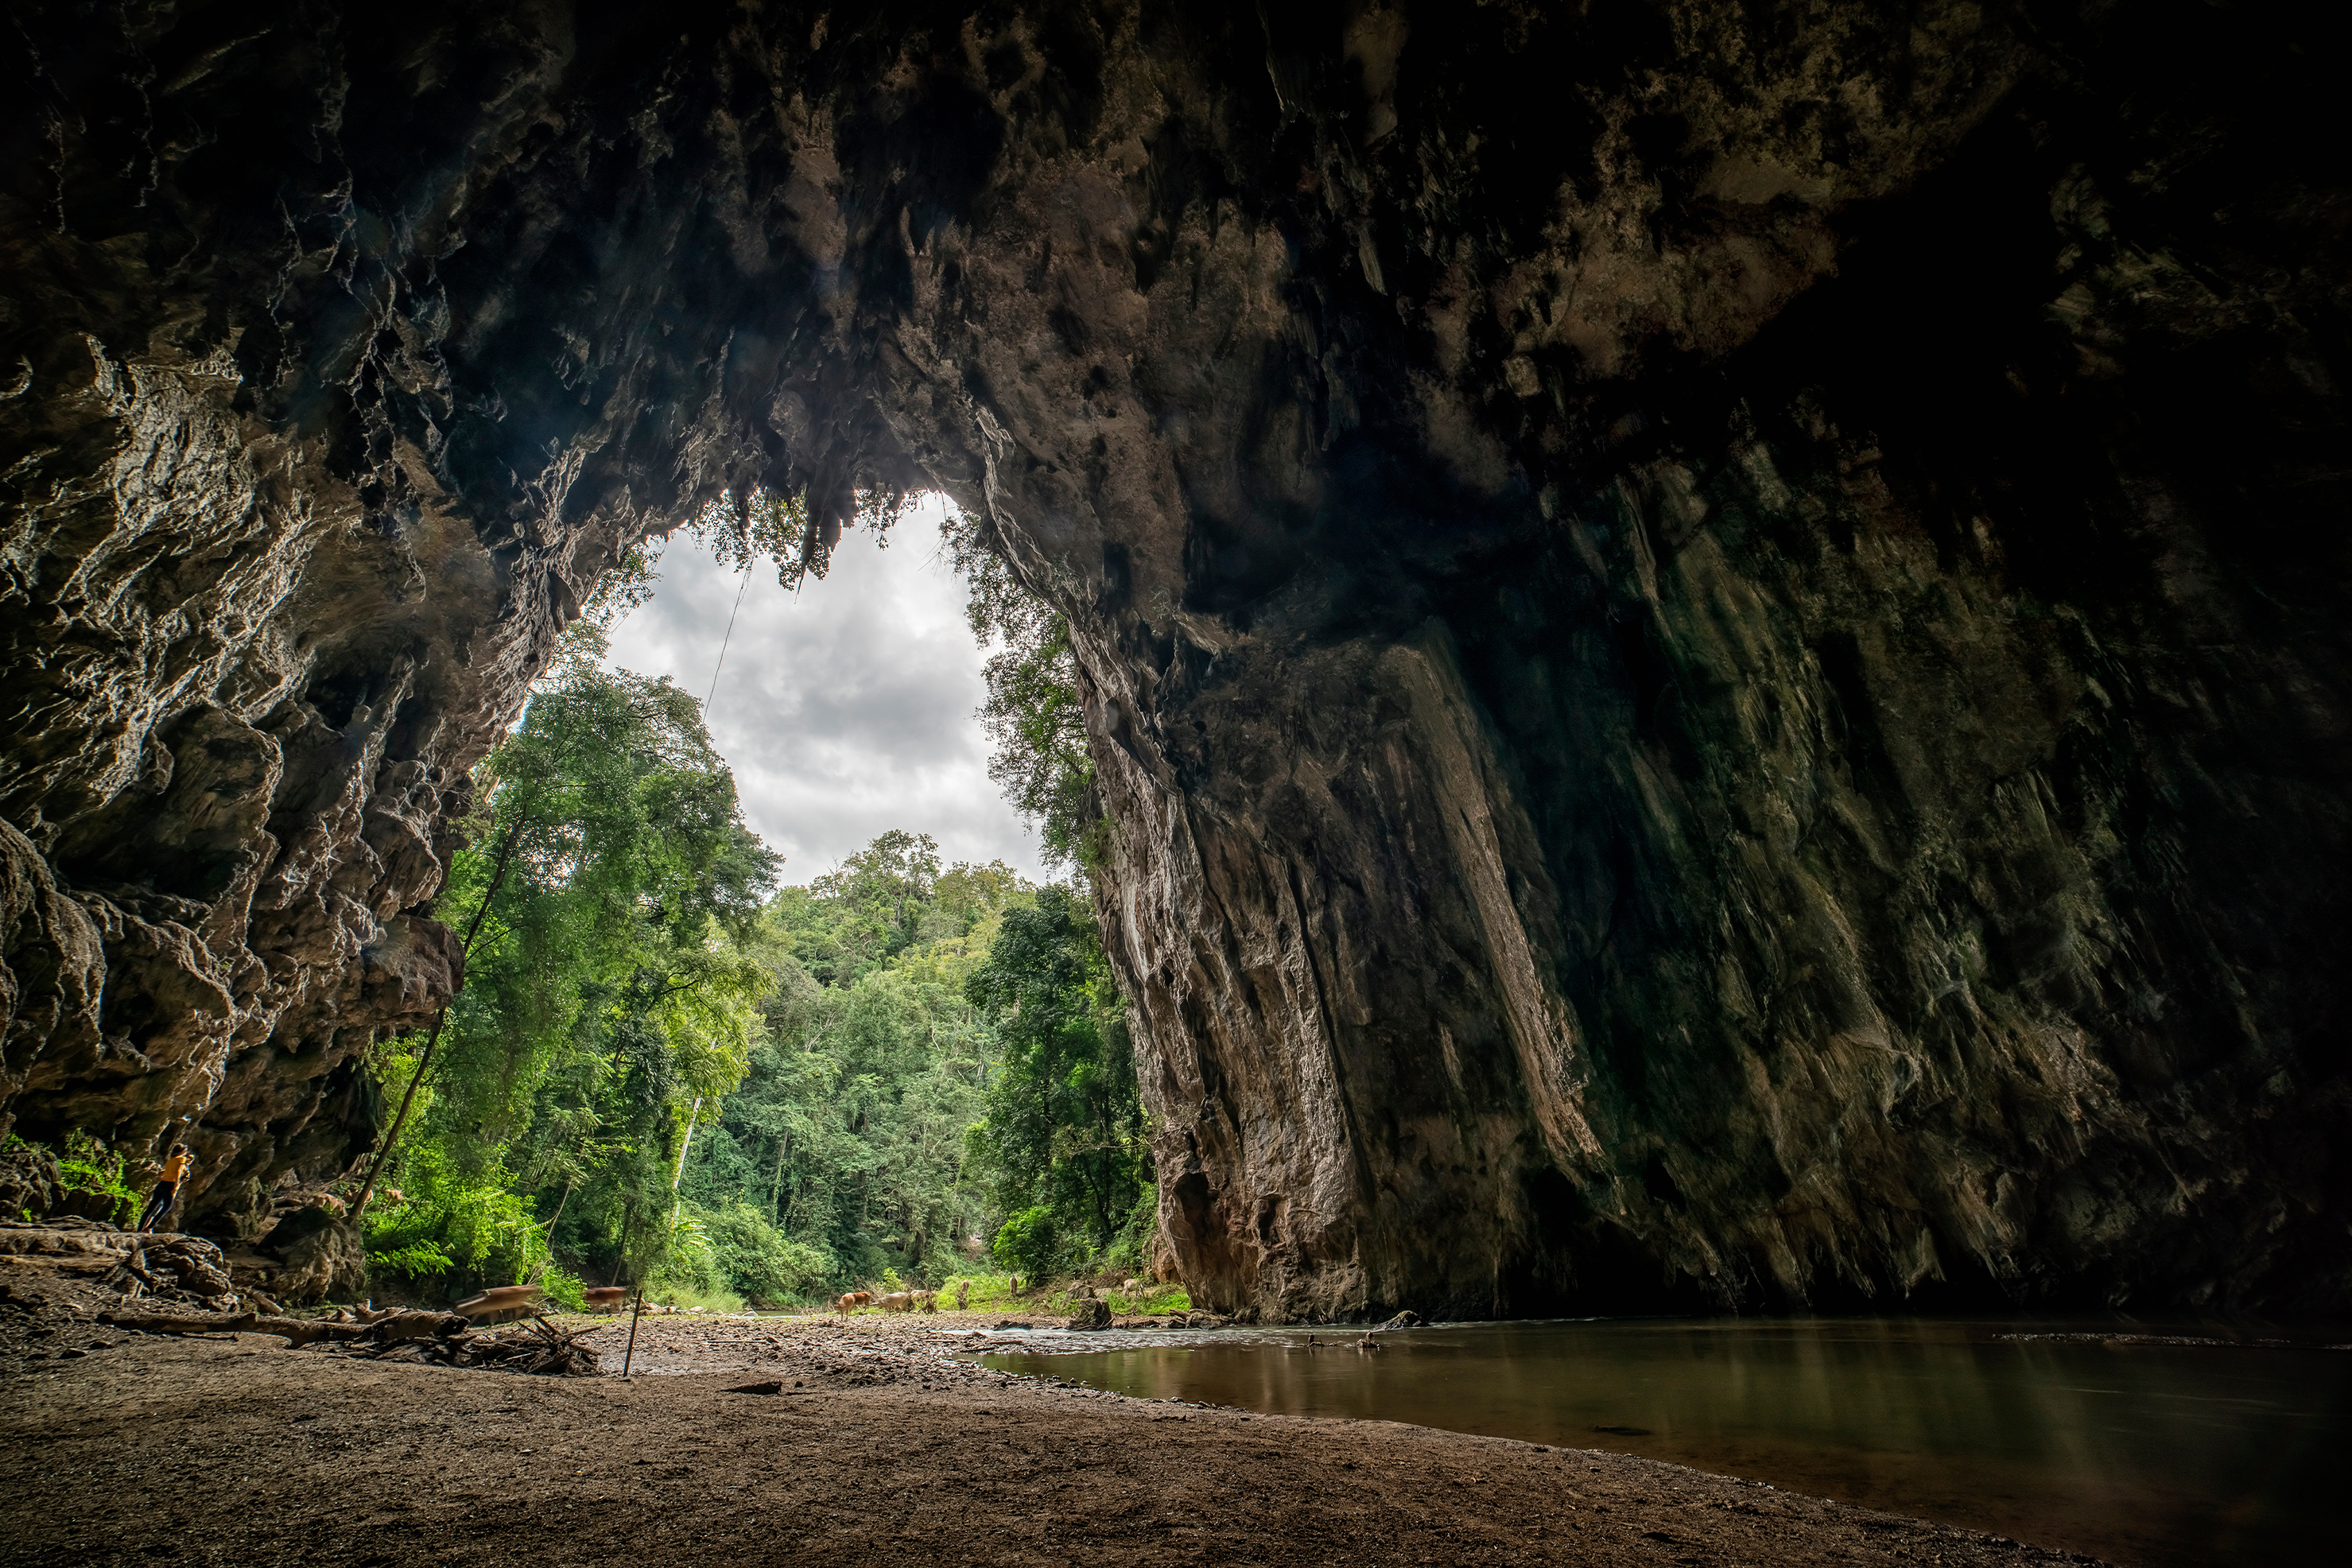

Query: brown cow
[836,1290,873,1313]
[453,1283,545,1324]
[877,1291,914,1313]
[583,1286,629,1311]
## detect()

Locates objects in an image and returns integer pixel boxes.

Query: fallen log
[454,1314,600,1375]
[93,1306,367,1348]
[94,1295,596,1373]
[97,1309,258,1337]
[367,1310,470,1341]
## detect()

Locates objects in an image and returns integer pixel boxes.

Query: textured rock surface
[2,2,2345,1314]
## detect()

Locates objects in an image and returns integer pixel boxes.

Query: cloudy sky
[602,495,1048,887]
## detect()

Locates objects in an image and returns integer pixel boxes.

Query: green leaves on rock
[943,510,1096,869]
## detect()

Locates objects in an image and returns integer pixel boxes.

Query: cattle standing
[453,1283,545,1324]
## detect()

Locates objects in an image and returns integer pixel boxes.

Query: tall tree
[962,885,1153,1279]
[364,651,778,1293]
[674,842,1031,1296]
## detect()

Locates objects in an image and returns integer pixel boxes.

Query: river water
[976,1317,2349,1567]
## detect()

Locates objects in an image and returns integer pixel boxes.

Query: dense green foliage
[672,845,1028,1295]
[963,886,1154,1279]
[943,510,1096,868]
[362,506,1158,1308]
[363,647,778,1295]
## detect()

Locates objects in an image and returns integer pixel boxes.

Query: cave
[3,0,2346,1325]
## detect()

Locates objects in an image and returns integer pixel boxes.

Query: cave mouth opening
[592,491,1049,888]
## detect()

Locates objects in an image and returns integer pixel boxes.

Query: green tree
[785,829,942,984]
[962,885,1152,1278]
[359,482,1162,1306]
[364,654,778,1297]
[672,838,1034,1297]
[943,511,1096,868]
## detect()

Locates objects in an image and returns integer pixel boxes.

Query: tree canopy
[363,653,776,1294]
[963,885,1154,1279]
[360,506,1158,1308]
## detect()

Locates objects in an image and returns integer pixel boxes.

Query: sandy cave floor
[0,1306,2109,1568]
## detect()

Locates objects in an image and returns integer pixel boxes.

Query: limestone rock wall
[2,2,2343,1311]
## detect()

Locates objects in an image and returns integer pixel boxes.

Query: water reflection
[976,1318,2350,1568]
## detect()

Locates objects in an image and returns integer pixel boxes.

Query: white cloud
[602,495,1048,886]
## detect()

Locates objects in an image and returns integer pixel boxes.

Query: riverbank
[0,1307,2103,1567]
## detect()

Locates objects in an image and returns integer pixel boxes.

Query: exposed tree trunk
[527,1172,577,1283]
[767,1127,790,1226]
[671,1096,702,1194]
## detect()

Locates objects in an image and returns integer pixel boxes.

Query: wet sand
[0,1307,2106,1566]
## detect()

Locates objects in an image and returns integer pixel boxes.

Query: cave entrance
[596,493,1046,886]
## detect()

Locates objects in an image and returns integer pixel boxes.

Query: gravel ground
[0,1287,2114,1568]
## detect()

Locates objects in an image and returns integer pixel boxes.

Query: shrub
[992,1205,1059,1280]
[369,1240,457,1278]
[1108,1285,1191,1315]
[541,1263,587,1312]
[1100,1182,1162,1276]
[932,1271,1023,1310]
[56,1131,142,1226]
[697,1201,832,1305]
[362,1143,546,1296]
[649,1277,745,1314]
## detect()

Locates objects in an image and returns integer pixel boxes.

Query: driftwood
[258,1319,369,1347]
[310,1309,597,1376]
[323,1302,398,1324]
[367,1310,472,1341]
[93,1307,371,1347]
[95,1308,260,1337]
[94,1301,595,1372]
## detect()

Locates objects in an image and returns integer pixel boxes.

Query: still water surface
[978,1318,2348,1567]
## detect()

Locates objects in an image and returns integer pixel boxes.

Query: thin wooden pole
[622,1285,647,1378]
[525,1173,577,1284]
[349,1005,448,1223]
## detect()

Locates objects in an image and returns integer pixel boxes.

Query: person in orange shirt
[138,1143,193,1232]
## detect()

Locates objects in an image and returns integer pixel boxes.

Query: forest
[356,507,1156,1309]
